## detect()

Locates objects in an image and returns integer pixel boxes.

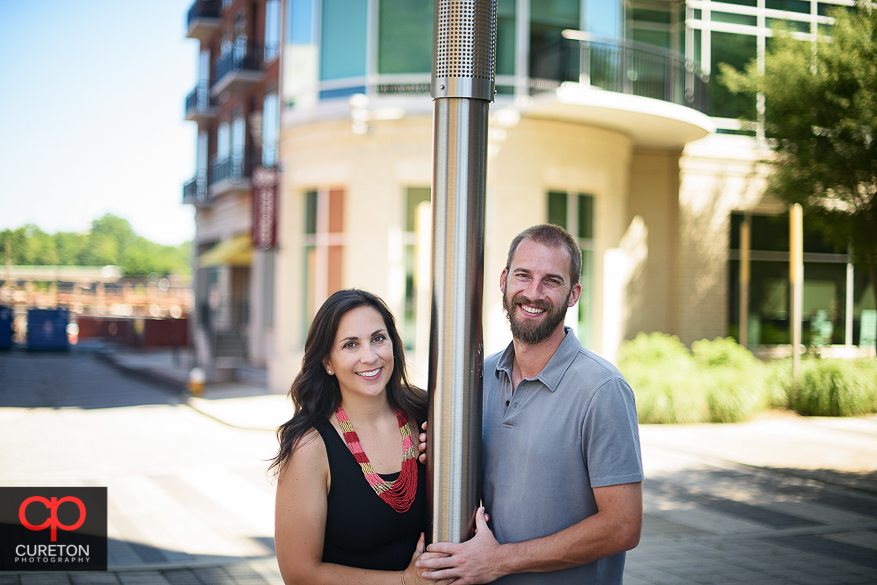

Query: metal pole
[790,204,803,386]
[428,0,496,544]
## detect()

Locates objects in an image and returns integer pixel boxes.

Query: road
[0,348,282,583]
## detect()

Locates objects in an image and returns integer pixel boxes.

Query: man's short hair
[506,224,582,285]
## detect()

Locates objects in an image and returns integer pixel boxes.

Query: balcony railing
[209,153,258,188]
[187,0,220,27]
[183,175,210,206]
[532,32,709,113]
[186,0,221,42]
[212,42,264,94]
[185,86,217,121]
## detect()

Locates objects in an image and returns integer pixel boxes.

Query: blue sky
[0,0,199,246]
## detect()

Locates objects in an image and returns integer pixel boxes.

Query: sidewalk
[3,345,875,585]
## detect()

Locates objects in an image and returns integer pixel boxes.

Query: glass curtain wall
[728,212,875,348]
[685,0,852,127]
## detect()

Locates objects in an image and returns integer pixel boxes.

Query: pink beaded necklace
[334,405,418,513]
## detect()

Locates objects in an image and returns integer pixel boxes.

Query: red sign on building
[252,166,278,250]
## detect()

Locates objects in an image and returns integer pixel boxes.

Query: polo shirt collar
[493,326,580,392]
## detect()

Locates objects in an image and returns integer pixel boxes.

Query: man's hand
[418,421,428,464]
[416,507,505,584]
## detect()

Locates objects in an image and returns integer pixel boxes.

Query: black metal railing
[209,153,258,186]
[532,32,709,113]
[187,0,220,28]
[185,85,216,115]
[213,41,264,86]
[183,175,210,204]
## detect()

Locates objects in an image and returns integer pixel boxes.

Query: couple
[270,224,644,585]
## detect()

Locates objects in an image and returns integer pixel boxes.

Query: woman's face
[324,305,394,402]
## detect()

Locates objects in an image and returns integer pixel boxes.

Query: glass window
[262,92,279,167]
[547,191,594,348]
[766,17,811,32]
[265,0,281,61]
[766,0,811,13]
[728,212,869,348]
[303,188,345,340]
[586,0,621,38]
[496,0,516,76]
[289,0,313,43]
[712,11,759,26]
[320,0,367,80]
[403,187,431,349]
[531,0,581,76]
[378,0,434,74]
[217,122,230,161]
[709,31,757,118]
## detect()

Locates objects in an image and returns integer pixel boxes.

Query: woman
[271,289,443,585]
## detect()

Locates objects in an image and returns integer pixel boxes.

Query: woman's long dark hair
[269,289,427,475]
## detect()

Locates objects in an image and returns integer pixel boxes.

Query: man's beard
[502,285,570,345]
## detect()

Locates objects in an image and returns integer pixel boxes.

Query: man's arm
[417,482,642,584]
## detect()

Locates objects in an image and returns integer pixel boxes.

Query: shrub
[788,359,877,416]
[619,333,770,424]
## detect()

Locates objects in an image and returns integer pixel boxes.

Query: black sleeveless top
[316,418,427,571]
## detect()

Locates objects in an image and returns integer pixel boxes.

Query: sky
[0,0,199,246]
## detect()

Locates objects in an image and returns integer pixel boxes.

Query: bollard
[188,367,206,396]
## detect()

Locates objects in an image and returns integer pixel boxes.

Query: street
[0,348,283,584]
[1,347,877,584]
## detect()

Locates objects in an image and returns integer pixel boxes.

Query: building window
[320,0,367,81]
[530,0,580,76]
[265,0,282,61]
[289,0,313,43]
[547,191,594,348]
[378,0,433,74]
[303,188,345,339]
[262,91,279,167]
[709,31,757,119]
[402,187,431,350]
[728,212,875,348]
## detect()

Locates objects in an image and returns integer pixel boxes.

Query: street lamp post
[427,0,497,543]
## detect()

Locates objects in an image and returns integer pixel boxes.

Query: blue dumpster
[27,308,69,351]
[0,306,12,350]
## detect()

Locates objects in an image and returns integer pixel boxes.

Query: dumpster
[0,306,12,350]
[27,308,69,351]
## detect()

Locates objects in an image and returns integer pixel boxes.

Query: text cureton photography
[0,487,107,572]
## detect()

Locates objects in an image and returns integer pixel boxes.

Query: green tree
[720,1,877,339]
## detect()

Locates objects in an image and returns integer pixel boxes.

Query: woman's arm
[274,428,443,585]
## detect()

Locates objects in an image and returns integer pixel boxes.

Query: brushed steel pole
[428,0,496,544]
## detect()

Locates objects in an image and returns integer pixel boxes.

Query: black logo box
[0,487,107,572]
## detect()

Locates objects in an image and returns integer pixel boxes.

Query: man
[417,224,643,584]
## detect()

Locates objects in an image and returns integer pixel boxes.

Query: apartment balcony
[211,42,265,97]
[185,86,218,123]
[186,0,221,43]
[182,175,212,207]
[208,153,258,198]
[525,32,713,149]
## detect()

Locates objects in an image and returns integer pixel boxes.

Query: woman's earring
[327,369,333,375]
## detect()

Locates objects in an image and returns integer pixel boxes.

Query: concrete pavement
[1,345,876,584]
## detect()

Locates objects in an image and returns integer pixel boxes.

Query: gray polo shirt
[482,328,643,585]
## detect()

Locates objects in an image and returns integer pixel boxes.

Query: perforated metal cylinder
[428,0,496,545]
[432,0,497,100]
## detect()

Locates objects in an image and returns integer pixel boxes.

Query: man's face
[501,239,581,345]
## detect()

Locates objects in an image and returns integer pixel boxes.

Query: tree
[720,1,877,342]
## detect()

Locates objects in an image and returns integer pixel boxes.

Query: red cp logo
[19,496,86,542]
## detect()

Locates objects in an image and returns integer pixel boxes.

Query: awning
[199,234,253,268]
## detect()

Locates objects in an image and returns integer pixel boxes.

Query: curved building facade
[244,0,873,391]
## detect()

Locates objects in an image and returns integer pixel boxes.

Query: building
[182,0,283,373]
[178,0,872,391]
